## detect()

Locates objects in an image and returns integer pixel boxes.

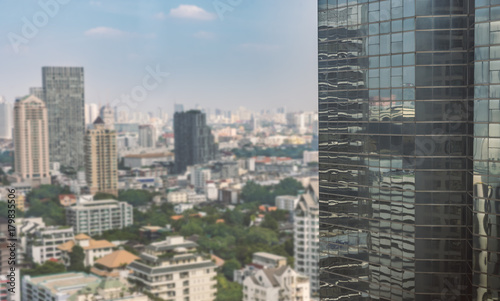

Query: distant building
[234,252,287,284]
[84,103,99,125]
[191,167,211,191]
[0,97,13,140]
[12,95,51,187]
[167,190,188,204]
[275,195,299,212]
[0,275,12,301]
[174,203,194,214]
[128,236,217,301]
[28,226,74,264]
[42,66,85,170]
[303,151,318,164]
[99,104,115,130]
[138,124,157,148]
[123,151,174,169]
[65,196,133,236]
[85,117,118,196]
[58,194,77,207]
[174,110,216,174]
[57,233,115,267]
[294,179,319,294]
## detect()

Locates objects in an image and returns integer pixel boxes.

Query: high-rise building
[128,236,217,301]
[294,179,319,295]
[174,110,217,173]
[84,103,99,125]
[99,104,115,130]
[42,66,85,170]
[318,1,500,300]
[138,124,157,148]
[84,117,118,196]
[13,95,51,186]
[0,97,13,140]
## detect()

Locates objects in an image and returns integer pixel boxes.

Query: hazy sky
[0,0,318,113]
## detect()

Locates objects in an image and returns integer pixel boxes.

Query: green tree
[21,261,66,276]
[261,215,278,231]
[222,259,241,281]
[119,189,155,207]
[273,178,304,196]
[26,199,65,225]
[68,245,86,272]
[215,275,243,301]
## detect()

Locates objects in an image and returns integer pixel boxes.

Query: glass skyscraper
[319,0,498,299]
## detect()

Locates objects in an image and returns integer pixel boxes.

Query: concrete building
[167,190,188,204]
[0,97,13,140]
[12,95,51,187]
[138,124,157,148]
[90,249,140,278]
[302,151,318,164]
[22,272,148,301]
[234,252,287,284]
[275,195,299,212]
[128,236,217,301]
[123,152,174,169]
[42,66,85,170]
[84,103,99,125]
[294,179,319,295]
[28,226,75,264]
[57,233,115,267]
[174,203,194,215]
[65,196,133,236]
[174,110,217,174]
[191,167,211,192]
[99,104,115,130]
[84,117,118,196]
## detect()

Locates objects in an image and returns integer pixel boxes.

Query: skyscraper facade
[13,95,51,186]
[0,97,13,140]
[42,66,85,170]
[138,124,157,148]
[174,110,217,174]
[317,0,485,299]
[84,117,118,196]
[99,104,115,130]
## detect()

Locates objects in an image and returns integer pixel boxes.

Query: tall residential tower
[42,66,85,170]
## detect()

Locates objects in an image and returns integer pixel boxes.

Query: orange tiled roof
[75,233,91,240]
[171,215,183,221]
[94,250,139,269]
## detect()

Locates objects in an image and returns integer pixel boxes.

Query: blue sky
[0,0,317,113]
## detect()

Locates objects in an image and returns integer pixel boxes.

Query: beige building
[91,249,140,278]
[13,95,50,186]
[85,116,118,196]
[57,233,116,267]
[128,236,217,301]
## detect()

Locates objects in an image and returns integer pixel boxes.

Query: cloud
[169,5,216,21]
[194,31,216,40]
[153,12,166,20]
[239,43,280,52]
[85,27,126,38]
[84,27,156,39]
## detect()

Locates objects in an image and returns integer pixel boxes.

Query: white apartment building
[28,226,74,264]
[191,167,211,192]
[234,252,287,284]
[275,195,299,211]
[128,236,217,301]
[174,203,194,215]
[242,265,310,301]
[294,178,319,295]
[167,190,188,204]
[65,196,133,236]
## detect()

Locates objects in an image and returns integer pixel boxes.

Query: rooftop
[94,250,140,269]
[25,272,101,295]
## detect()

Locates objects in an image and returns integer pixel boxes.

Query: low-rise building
[58,194,77,207]
[167,190,188,204]
[65,196,133,236]
[234,252,287,284]
[123,152,174,169]
[90,249,140,278]
[57,234,116,267]
[128,236,217,301]
[28,226,74,264]
[174,203,194,215]
[22,272,101,301]
[275,195,299,211]
[242,266,310,301]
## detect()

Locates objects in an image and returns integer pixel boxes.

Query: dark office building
[42,66,86,170]
[319,0,499,300]
[174,110,217,174]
